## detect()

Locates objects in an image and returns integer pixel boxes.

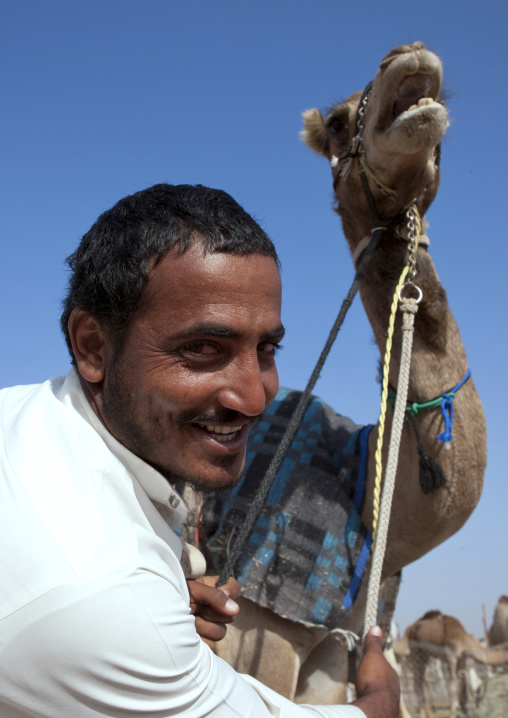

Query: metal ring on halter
[398,282,422,303]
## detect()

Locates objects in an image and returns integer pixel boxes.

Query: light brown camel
[488,595,508,647]
[206,41,487,706]
[394,610,508,718]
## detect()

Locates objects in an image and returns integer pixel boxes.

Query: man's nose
[216,359,277,418]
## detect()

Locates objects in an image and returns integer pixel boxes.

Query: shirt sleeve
[0,568,366,718]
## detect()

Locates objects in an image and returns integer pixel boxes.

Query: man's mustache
[178,409,260,426]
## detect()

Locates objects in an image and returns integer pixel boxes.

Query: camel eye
[328,117,344,136]
[326,108,350,139]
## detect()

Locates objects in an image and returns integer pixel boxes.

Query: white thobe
[0,370,366,717]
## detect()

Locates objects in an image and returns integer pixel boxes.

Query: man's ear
[67,308,109,383]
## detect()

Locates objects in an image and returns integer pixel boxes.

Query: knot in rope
[436,394,455,444]
[400,297,419,316]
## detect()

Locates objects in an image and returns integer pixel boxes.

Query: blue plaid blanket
[201,388,376,631]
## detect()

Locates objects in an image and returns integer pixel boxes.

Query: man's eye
[258,342,282,356]
[182,342,220,356]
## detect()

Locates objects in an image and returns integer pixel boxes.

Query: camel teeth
[408,97,436,113]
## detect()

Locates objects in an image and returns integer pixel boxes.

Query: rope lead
[363,296,420,638]
[363,204,422,638]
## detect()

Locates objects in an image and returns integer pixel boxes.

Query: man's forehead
[139,247,281,322]
[147,248,280,295]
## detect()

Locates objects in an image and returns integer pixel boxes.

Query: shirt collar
[57,369,189,530]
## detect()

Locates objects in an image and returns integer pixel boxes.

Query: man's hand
[352,626,400,718]
[187,575,240,651]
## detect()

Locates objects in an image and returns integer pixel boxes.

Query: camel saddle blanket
[200,388,376,631]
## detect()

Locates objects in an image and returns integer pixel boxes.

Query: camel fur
[211,41,487,706]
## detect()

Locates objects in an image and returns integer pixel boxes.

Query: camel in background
[394,610,508,718]
[203,42,487,706]
[488,595,508,647]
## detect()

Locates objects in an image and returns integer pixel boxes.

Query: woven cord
[217,228,384,587]
[363,297,419,636]
[371,205,421,543]
[371,264,409,544]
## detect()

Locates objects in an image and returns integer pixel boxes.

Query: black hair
[60,183,280,363]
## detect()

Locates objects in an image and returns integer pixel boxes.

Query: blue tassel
[436,394,454,443]
[436,368,471,445]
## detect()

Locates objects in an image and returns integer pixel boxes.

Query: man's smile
[193,421,253,450]
[197,423,243,440]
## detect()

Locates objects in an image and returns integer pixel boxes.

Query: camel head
[488,594,508,647]
[302,42,449,251]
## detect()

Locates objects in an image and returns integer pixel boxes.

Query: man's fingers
[187,579,239,617]
[195,604,236,624]
[218,576,241,601]
[194,616,227,643]
[195,587,239,618]
[209,592,240,616]
[363,625,384,654]
[188,578,240,615]
[355,624,400,708]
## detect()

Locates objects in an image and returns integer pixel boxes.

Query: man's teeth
[407,97,436,112]
[197,424,243,441]
[202,424,243,434]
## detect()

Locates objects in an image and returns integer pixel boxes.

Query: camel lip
[389,101,448,138]
[371,49,443,132]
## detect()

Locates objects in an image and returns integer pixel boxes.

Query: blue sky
[1,0,506,638]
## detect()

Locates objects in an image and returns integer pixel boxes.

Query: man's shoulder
[0,373,108,483]
[0,379,41,404]
[0,376,64,423]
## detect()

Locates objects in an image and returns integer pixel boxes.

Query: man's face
[97,245,283,492]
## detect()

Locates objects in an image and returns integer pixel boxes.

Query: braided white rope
[363,297,419,638]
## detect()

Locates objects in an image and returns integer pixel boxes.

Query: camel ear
[301,108,330,157]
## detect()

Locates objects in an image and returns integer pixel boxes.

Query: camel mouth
[391,73,440,122]
[380,72,444,132]
[371,47,445,134]
[356,47,449,177]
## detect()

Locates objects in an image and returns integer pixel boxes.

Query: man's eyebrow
[264,325,286,342]
[171,322,286,342]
